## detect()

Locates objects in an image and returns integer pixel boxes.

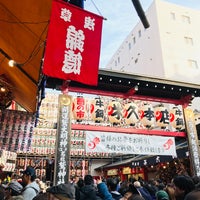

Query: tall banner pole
[184,108,200,176]
[54,94,72,185]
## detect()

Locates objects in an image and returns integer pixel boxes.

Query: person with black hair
[106,177,122,200]
[78,174,101,200]
[75,178,84,200]
[21,166,40,200]
[172,175,195,200]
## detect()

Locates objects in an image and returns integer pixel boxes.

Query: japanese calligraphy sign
[170,107,184,130]
[140,103,155,128]
[90,97,104,122]
[154,104,170,129]
[72,96,87,121]
[43,0,103,86]
[123,102,139,126]
[107,100,122,124]
[86,131,177,156]
[184,108,200,176]
[54,94,72,185]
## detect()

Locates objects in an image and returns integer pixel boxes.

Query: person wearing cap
[155,190,169,200]
[46,183,75,200]
[21,166,40,200]
[4,180,23,200]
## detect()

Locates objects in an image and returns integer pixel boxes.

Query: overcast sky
[84,0,200,68]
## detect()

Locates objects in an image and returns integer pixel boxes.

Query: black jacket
[77,184,101,200]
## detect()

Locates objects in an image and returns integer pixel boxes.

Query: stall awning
[0,0,52,112]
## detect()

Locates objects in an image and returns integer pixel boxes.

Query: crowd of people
[0,166,200,200]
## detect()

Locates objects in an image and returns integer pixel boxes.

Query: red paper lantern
[72,96,87,121]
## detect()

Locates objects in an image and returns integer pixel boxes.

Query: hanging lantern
[140,103,155,128]
[90,97,104,123]
[123,102,139,126]
[170,106,184,130]
[72,96,87,121]
[154,104,169,129]
[107,100,122,125]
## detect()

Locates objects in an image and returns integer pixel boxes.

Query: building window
[182,15,191,24]
[128,42,131,50]
[184,36,193,45]
[170,12,176,20]
[115,60,117,66]
[187,59,198,69]
[138,30,141,37]
[133,37,136,44]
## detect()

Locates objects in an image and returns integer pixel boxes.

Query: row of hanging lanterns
[72,96,184,130]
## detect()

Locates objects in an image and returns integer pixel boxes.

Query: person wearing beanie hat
[46,183,75,200]
[4,181,24,200]
[156,190,169,200]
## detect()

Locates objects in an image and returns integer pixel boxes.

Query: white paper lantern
[107,100,122,124]
[140,103,155,128]
[170,106,184,130]
[154,105,170,129]
[123,102,139,126]
[90,97,104,122]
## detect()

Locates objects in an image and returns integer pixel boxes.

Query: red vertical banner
[43,0,103,86]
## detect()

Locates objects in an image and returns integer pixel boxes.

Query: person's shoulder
[10,195,24,200]
[23,182,40,194]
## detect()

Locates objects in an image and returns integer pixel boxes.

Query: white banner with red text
[85,131,177,156]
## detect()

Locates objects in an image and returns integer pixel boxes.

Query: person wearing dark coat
[78,175,100,200]
[106,177,122,200]
[134,181,153,200]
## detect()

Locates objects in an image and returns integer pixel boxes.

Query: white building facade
[106,0,200,85]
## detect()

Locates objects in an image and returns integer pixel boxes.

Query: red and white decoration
[107,100,122,124]
[123,102,139,126]
[86,131,177,156]
[170,106,184,130]
[154,105,170,129]
[43,0,103,86]
[140,103,155,128]
[90,97,104,122]
[72,96,87,121]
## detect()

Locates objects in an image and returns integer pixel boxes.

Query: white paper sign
[85,131,177,156]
